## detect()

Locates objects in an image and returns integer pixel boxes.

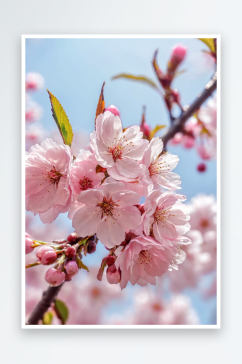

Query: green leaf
[198,38,216,54]
[149,125,166,140]
[54,299,69,325]
[76,256,89,272]
[112,73,159,89]
[47,90,74,147]
[43,311,53,325]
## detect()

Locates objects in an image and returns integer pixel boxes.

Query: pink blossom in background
[90,110,148,180]
[25,138,72,223]
[72,180,141,248]
[142,137,181,191]
[25,101,43,123]
[26,72,44,91]
[189,194,217,234]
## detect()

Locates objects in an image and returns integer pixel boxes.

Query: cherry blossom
[115,235,180,290]
[142,137,181,191]
[72,180,141,248]
[25,138,72,223]
[143,190,190,242]
[70,150,104,196]
[90,110,148,180]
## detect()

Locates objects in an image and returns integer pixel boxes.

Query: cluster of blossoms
[26,108,191,290]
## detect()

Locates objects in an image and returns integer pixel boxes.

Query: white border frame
[21,34,221,329]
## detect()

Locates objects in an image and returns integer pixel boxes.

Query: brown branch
[27,283,64,325]
[161,72,217,148]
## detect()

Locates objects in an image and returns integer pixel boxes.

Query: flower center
[98,196,119,217]
[110,145,123,162]
[137,250,152,265]
[201,219,209,228]
[154,207,170,222]
[79,176,93,190]
[48,167,62,186]
[149,157,170,176]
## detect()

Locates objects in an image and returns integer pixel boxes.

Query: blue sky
[25,37,217,324]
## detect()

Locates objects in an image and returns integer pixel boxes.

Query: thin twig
[161,72,217,148]
[27,283,64,325]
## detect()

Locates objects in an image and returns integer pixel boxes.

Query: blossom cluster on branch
[26,108,191,290]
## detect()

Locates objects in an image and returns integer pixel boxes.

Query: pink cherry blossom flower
[90,111,148,180]
[115,235,180,290]
[25,101,43,123]
[160,295,199,325]
[143,190,190,242]
[189,194,216,234]
[25,138,72,223]
[70,149,104,196]
[142,137,181,191]
[72,180,141,248]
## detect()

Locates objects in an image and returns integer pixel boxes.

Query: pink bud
[65,246,76,258]
[105,105,120,116]
[67,233,79,244]
[106,256,116,266]
[140,123,151,138]
[36,246,57,265]
[197,163,207,172]
[170,44,187,65]
[25,233,34,254]
[170,132,183,145]
[65,261,79,277]
[45,268,65,287]
[182,135,195,149]
[106,264,121,284]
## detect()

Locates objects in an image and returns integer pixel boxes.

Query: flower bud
[106,264,121,284]
[65,246,76,258]
[197,163,207,172]
[65,261,79,277]
[105,105,120,116]
[25,233,34,254]
[45,268,65,287]
[106,255,116,266]
[36,246,57,265]
[170,44,187,66]
[87,240,97,254]
[67,233,79,244]
[140,123,151,138]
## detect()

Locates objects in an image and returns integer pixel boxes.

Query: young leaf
[95,82,105,120]
[149,125,166,140]
[42,311,53,325]
[76,256,89,272]
[198,38,216,54]
[54,299,69,325]
[47,90,74,147]
[112,73,158,89]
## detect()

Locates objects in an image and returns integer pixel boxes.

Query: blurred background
[25,37,217,325]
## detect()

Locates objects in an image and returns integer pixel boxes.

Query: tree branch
[161,72,217,148]
[27,283,64,325]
